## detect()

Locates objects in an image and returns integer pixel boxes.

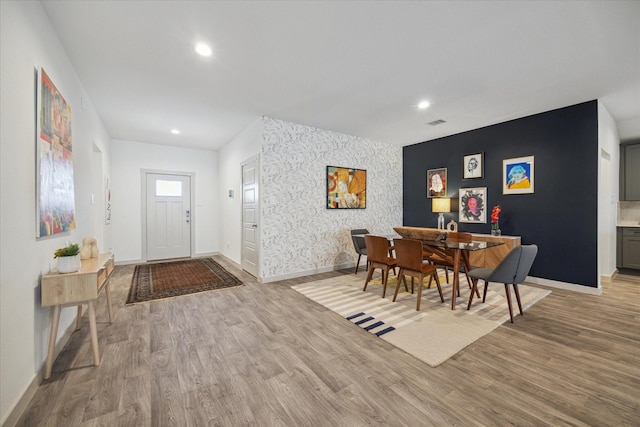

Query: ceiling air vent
[428,119,446,126]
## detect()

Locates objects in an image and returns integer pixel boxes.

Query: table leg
[75,305,83,330]
[44,305,61,380]
[451,249,461,310]
[105,281,114,323]
[87,301,100,366]
[462,251,481,298]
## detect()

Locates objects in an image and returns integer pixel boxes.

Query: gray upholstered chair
[466,244,538,323]
[350,229,369,274]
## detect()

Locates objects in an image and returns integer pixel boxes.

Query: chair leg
[416,277,424,311]
[467,278,479,310]
[465,273,472,288]
[363,266,375,291]
[504,283,514,323]
[355,254,362,274]
[482,280,489,302]
[433,272,444,303]
[444,267,449,283]
[513,284,524,316]
[393,269,404,302]
[381,267,389,298]
[403,276,409,292]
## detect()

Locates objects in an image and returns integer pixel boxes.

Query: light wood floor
[16,257,640,426]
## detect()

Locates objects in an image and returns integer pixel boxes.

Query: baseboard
[261,261,356,283]
[1,311,80,427]
[114,252,221,267]
[525,276,602,295]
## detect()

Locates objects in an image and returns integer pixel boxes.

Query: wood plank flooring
[15,257,640,426]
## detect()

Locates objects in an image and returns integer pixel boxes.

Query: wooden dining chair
[466,244,538,322]
[363,235,399,298]
[393,238,444,311]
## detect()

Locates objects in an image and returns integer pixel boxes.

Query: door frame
[141,169,195,262]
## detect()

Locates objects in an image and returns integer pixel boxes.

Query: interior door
[241,158,259,277]
[146,173,191,261]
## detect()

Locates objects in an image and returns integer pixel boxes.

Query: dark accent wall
[403,101,599,287]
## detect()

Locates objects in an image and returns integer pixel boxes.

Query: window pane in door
[156,180,182,197]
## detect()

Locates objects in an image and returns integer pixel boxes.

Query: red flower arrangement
[491,205,501,224]
[491,205,501,235]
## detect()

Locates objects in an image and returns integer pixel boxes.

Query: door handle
[252,224,258,228]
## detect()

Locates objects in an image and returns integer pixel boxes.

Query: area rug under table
[127,257,243,304]
[292,273,550,367]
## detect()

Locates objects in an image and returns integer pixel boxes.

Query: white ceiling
[41,0,640,151]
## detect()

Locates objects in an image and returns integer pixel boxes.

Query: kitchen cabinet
[617,228,640,270]
[621,142,640,201]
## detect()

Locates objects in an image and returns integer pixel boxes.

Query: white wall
[217,119,262,265]
[598,101,621,280]
[0,1,112,423]
[260,117,403,281]
[110,139,219,263]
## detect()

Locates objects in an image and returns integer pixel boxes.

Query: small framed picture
[463,152,483,179]
[503,156,534,194]
[427,168,447,198]
[459,187,487,223]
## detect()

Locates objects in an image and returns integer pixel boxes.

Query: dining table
[418,239,503,309]
[354,228,504,309]
[391,226,504,310]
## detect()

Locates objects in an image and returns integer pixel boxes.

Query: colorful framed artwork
[36,67,76,238]
[463,152,483,179]
[503,155,534,194]
[427,168,447,198]
[459,187,487,223]
[326,166,366,209]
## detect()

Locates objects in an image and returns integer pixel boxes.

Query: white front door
[146,173,191,261]
[241,157,259,277]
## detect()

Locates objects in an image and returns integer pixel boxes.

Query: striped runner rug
[292,272,550,367]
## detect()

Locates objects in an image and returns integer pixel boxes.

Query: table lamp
[432,198,451,230]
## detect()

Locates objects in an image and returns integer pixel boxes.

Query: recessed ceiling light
[195,43,212,57]
[418,101,430,110]
[170,129,180,135]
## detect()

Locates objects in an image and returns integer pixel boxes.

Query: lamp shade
[432,198,451,213]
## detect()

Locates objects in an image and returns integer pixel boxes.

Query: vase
[57,254,81,273]
[491,222,501,236]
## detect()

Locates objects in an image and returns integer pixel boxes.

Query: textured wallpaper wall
[261,117,403,281]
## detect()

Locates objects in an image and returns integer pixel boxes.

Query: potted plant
[54,243,81,273]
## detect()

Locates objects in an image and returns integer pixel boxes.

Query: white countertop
[617,221,640,228]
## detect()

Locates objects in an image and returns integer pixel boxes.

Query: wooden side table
[41,253,115,379]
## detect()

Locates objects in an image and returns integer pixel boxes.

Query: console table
[469,234,521,268]
[41,253,115,379]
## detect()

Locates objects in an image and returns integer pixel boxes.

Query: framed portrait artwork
[427,168,447,198]
[503,156,534,194]
[459,187,487,223]
[463,152,483,179]
[326,166,366,209]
